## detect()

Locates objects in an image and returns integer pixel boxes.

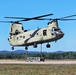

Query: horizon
[0,49,76,53]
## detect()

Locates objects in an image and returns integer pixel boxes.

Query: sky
[0,0,76,52]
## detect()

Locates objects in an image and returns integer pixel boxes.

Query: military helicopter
[1,14,76,50]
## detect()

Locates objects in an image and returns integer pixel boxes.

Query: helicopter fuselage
[8,20,64,49]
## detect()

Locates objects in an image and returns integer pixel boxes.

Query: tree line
[0,52,76,60]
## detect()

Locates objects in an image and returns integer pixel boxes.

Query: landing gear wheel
[46,43,51,48]
[25,46,28,50]
[11,46,14,50]
[33,43,37,48]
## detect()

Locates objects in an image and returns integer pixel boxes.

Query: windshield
[54,28,60,31]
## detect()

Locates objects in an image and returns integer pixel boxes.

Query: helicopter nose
[60,32,64,37]
[56,31,64,39]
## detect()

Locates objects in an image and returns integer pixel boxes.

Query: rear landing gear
[33,43,37,48]
[11,46,14,50]
[46,43,51,48]
[25,46,28,50]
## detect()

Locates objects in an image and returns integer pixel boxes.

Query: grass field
[0,64,76,75]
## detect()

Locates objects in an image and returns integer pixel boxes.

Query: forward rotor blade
[59,14,76,19]
[58,19,76,21]
[30,18,76,20]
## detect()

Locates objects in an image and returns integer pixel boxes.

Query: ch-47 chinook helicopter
[1,14,76,50]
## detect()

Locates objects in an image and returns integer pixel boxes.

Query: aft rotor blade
[5,14,53,20]
[30,13,53,19]
[18,14,53,22]
[0,21,14,23]
[5,17,29,19]
[20,18,76,21]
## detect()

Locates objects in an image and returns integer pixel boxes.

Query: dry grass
[0,64,76,75]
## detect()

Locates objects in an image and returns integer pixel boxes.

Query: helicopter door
[43,30,47,36]
[42,29,48,41]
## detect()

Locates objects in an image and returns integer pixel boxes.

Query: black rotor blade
[34,18,51,20]
[18,14,53,22]
[59,14,76,19]
[31,18,76,20]
[58,18,76,21]
[5,17,29,19]
[30,13,53,19]
[0,21,14,23]
[19,18,50,22]
[5,14,53,20]
[20,18,76,21]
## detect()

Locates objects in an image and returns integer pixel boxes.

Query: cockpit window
[54,28,60,31]
[22,26,24,30]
